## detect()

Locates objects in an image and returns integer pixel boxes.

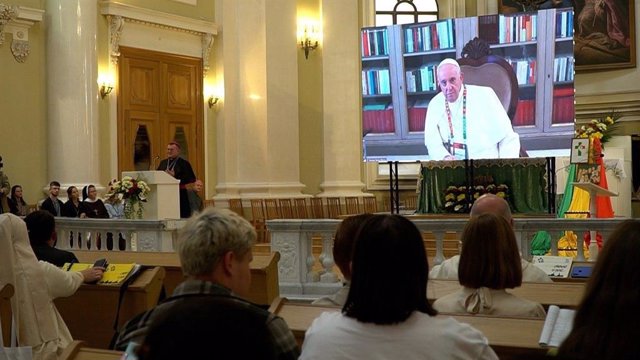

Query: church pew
[73,250,281,305]
[55,267,165,349]
[428,279,586,308]
[1,284,14,347]
[269,298,547,359]
[59,341,123,360]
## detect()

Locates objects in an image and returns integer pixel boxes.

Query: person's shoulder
[427,314,493,352]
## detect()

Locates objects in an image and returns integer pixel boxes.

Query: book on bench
[62,262,142,285]
[539,305,575,348]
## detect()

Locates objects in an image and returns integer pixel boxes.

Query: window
[375,0,438,26]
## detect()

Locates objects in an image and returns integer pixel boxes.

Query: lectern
[122,170,180,220]
[571,182,618,261]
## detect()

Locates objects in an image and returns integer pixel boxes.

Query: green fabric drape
[557,164,577,218]
[417,158,549,214]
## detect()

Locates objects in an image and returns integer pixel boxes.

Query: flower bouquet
[575,111,620,145]
[106,176,151,219]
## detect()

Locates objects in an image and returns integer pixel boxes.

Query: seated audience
[558,220,640,360]
[312,213,373,306]
[430,194,551,283]
[62,186,87,218]
[25,210,78,267]
[136,297,278,360]
[115,208,300,359]
[300,214,497,359]
[0,213,104,360]
[104,190,124,219]
[82,184,109,218]
[433,213,546,318]
[8,184,28,216]
[41,181,64,217]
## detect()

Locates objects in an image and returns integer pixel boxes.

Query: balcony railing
[267,217,625,298]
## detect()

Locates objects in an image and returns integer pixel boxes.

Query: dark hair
[333,213,374,280]
[137,297,277,360]
[24,210,55,245]
[66,186,77,198]
[49,181,60,188]
[343,214,436,324]
[10,185,26,206]
[558,220,640,360]
[458,213,522,289]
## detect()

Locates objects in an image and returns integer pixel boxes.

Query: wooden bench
[73,251,281,306]
[1,283,14,346]
[428,279,586,308]
[59,341,123,360]
[55,267,165,349]
[269,298,547,359]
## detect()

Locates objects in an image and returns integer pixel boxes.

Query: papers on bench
[538,305,575,348]
[531,255,573,278]
[63,262,142,285]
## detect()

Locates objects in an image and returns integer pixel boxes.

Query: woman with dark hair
[558,220,640,360]
[300,214,497,359]
[8,184,28,216]
[25,210,78,267]
[61,186,87,218]
[433,213,545,318]
[312,213,374,306]
[82,185,108,218]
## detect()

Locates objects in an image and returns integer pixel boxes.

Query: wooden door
[118,47,204,184]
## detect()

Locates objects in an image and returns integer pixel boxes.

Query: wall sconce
[98,74,115,99]
[297,20,320,59]
[207,95,219,108]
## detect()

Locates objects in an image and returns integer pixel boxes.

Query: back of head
[333,213,374,281]
[470,193,513,225]
[458,213,522,289]
[558,220,640,360]
[24,210,55,246]
[137,297,277,360]
[344,214,435,324]
[178,207,256,277]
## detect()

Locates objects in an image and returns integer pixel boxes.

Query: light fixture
[98,73,115,99]
[208,95,219,108]
[297,20,320,59]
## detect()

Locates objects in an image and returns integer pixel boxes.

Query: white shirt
[424,85,520,160]
[429,255,553,283]
[433,287,546,318]
[300,311,497,360]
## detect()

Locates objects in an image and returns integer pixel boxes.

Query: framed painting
[570,138,590,164]
[499,0,636,71]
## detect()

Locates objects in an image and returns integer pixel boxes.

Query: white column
[45,0,102,194]
[317,0,367,197]
[214,0,306,200]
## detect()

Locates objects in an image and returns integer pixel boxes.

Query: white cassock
[424,85,520,160]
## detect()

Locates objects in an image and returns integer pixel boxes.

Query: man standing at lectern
[157,141,196,218]
[424,58,520,160]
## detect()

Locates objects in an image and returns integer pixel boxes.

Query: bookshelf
[361,8,575,158]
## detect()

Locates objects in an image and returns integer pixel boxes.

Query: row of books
[404,19,455,53]
[555,10,574,39]
[554,56,575,83]
[362,68,391,96]
[361,28,389,57]
[505,58,537,85]
[552,86,575,124]
[405,64,438,93]
[363,104,395,133]
[478,13,538,44]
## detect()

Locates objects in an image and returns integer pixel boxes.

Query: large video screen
[361,7,575,162]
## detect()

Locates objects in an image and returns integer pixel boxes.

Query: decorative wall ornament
[201,32,213,77]
[0,3,18,45]
[108,15,124,64]
[0,3,43,63]
[10,38,28,62]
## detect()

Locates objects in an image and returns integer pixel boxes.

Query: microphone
[150,155,160,170]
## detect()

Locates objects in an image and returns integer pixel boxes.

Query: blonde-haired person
[433,213,545,318]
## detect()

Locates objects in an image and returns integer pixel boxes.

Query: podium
[571,182,618,261]
[122,170,179,220]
